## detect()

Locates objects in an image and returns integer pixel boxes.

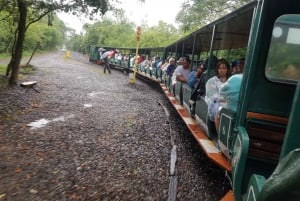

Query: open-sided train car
[160,0,300,200]
[105,46,166,76]
[93,0,300,200]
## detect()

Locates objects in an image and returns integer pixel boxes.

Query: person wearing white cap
[101,49,119,74]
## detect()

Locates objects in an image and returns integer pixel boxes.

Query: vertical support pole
[130,26,142,84]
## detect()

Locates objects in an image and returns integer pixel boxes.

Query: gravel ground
[0,51,230,201]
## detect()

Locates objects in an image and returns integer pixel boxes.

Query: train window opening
[266,14,300,84]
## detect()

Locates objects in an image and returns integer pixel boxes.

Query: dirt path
[0,51,229,201]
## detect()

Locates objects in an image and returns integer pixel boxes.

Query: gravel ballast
[0,51,230,201]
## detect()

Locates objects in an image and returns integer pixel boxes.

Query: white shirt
[171,65,190,85]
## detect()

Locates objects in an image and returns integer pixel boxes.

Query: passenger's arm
[176,75,187,82]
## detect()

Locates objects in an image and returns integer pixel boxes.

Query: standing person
[205,59,231,133]
[101,49,118,74]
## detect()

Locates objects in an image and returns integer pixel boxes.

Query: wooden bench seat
[246,112,288,162]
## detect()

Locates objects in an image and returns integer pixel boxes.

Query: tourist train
[89,0,300,200]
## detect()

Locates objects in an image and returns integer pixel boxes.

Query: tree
[69,15,137,51]
[141,21,182,47]
[176,0,253,32]
[0,11,15,54]
[3,0,108,85]
[67,10,183,53]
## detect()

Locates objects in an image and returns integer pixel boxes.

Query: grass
[0,65,8,88]
[0,53,10,59]
[0,61,35,89]
[0,64,6,76]
[0,49,57,86]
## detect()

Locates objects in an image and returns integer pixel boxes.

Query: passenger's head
[216,59,231,80]
[203,55,218,71]
[196,61,205,77]
[169,57,175,65]
[239,58,245,73]
[177,57,183,65]
[182,55,191,69]
[231,60,240,74]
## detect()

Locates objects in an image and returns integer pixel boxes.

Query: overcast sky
[57,0,183,34]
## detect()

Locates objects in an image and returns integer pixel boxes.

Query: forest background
[0,0,251,84]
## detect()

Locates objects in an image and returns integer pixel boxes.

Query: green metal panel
[258,149,300,201]
[245,174,266,201]
[195,97,208,125]
[238,0,300,125]
[175,82,183,105]
[232,126,249,201]
[280,81,300,159]
[182,84,192,112]
[89,45,100,61]
[218,108,236,159]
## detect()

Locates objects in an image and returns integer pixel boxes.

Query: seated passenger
[231,58,245,75]
[190,57,219,102]
[219,73,243,112]
[141,58,151,73]
[171,56,191,95]
[161,57,171,72]
[187,61,205,88]
[190,65,207,101]
[165,57,176,76]
[171,56,191,85]
[214,59,244,131]
[205,59,231,131]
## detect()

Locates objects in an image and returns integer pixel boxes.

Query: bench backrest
[245,113,287,163]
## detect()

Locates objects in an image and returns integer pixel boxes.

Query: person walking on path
[101,49,119,74]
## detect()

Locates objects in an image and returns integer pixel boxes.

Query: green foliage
[0,11,66,52]
[266,43,300,80]
[215,48,247,62]
[0,11,15,54]
[141,21,182,47]
[1,0,112,84]
[176,0,253,32]
[67,17,136,52]
[67,18,183,52]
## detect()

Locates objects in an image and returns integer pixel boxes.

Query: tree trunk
[26,42,39,67]
[8,0,27,85]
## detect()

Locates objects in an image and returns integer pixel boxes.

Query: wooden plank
[20,81,37,87]
[246,112,288,124]
[221,190,235,201]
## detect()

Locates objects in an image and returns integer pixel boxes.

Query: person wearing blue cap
[231,60,241,74]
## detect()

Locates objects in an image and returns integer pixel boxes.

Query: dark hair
[216,59,231,79]
[231,60,240,67]
[203,56,218,70]
[182,55,191,63]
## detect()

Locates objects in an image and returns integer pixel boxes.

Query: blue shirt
[219,74,243,112]
[187,71,198,88]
